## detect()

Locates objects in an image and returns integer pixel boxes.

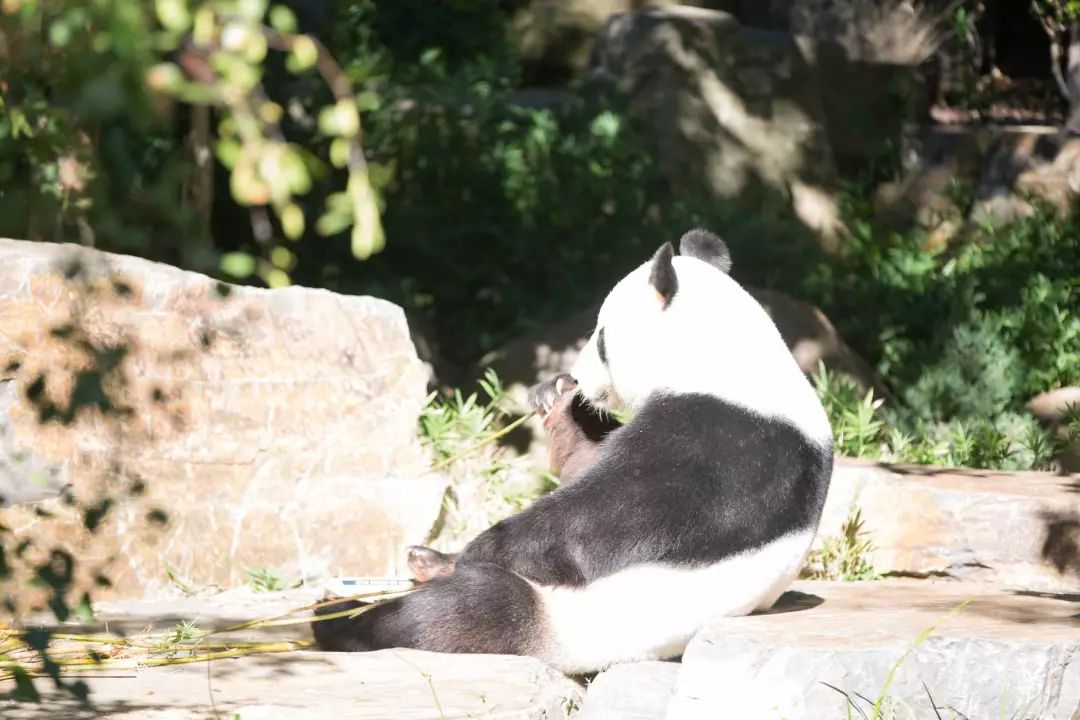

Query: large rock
[508,1,736,83]
[0,239,445,600]
[670,579,1080,720]
[817,458,1080,592]
[591,7,841,248]
[590,7,920,248]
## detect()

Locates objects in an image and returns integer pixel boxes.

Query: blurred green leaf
[221,252,257,278]
[154,0,190,32]
[268,4,298,33]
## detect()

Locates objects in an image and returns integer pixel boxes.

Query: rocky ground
[4,577,1078,719]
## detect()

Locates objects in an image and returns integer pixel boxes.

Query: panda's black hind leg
[311,562,545,657]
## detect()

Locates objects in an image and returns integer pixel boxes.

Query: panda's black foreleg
[312,562,546,656]
[403,375,620,585]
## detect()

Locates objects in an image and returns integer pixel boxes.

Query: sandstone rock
[5,649,582,720]
[576,661,679,720]
[0,239,445,600]
[1028,387,1080,424]
[670,579,1080,720]
[1027,386,1080,473]
[817,458,1080,592]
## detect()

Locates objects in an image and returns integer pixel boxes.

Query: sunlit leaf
[268,5,298,33]
[287,35,318,73]
[330,138,351,169]
[355,90,381,112]
[237,0,268,21]
[262,267,290,288]
[221,252,256,278]
[145,63,184,92]
[318,100,359,137]
[193,6,215,45]
[155,0,190,32]
[280,204,304,239]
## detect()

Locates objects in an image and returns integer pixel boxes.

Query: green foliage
[806,201,1080,469]
[803,505,879,582]
[0,0,384,286]
[245,567,287,593]
[813,363,1063,470]
[813,365,886,458]
[899,312,1025,423]
[419,369,510,462]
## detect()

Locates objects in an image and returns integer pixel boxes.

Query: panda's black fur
[312,230,834,672]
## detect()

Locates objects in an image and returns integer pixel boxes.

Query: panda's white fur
[571,251,831,443]
[533,238,831,672]
[311,230,834,675]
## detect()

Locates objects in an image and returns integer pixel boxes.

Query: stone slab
[818,459,1080,592]
[2,649,583,720]
[576,661,679,720]
[670,579,1080,720]
[8,587,581,719]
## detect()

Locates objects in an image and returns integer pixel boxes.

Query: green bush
[804,199,1080,469]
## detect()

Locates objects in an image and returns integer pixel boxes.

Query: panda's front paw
[527,374,577,416]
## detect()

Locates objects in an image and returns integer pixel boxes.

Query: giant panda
[312,229,834,674]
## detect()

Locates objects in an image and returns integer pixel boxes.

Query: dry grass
[0,586,413,688]
[793,0,965,65]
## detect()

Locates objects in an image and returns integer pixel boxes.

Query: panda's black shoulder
[574,391,833,558]
[606,392,829,472]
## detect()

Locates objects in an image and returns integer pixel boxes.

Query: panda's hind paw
[407,545,456,582]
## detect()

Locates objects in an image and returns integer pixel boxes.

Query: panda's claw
[528,373,576,416]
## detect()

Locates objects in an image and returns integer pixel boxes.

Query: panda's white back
[531,236,835,673]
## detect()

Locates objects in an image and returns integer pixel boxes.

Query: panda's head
[570,229,829,436]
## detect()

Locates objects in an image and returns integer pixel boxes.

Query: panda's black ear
[679,229,732,274]
[649,242,678,308]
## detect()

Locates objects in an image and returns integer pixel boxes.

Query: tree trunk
[1066,20,1080,134]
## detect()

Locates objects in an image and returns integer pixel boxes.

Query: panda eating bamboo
[312,229,834,674]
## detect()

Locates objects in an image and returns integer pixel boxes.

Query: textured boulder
[0,238,444,599]
[591,7,841,247]
[670,579,1080,720]
[818,458,1080,592]
[590,7,920,248]
[509,0,737,82]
